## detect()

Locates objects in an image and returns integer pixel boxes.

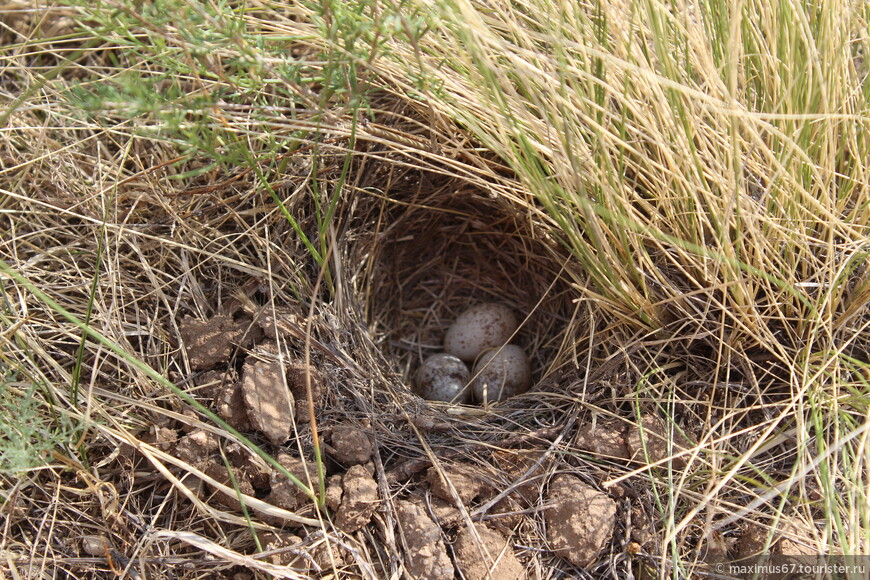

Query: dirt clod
[329,425,374,466]
[174,429,219,467]
[285,362,324,423]
[396,500,453,580]
[203,462,255,511]
[260,532,304,567]
[544,474,616,569]
[241,358,294,445]
[268,454,316,513]
[576,420,629,459]
[626,414,690,467]
[426,464,488,504]
[180,316,248,371]
[213,370,251,432]
[335,464,380,532]
[454,523,523,580]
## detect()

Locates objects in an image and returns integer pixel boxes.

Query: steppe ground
[1,0,869,578]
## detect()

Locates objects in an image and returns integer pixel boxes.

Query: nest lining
[345,175,583,402]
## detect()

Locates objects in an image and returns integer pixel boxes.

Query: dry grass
[1,0,869,578]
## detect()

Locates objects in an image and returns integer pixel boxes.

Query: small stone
[454,523,523,580]
[241,358,294,445]
[544,475,616,569]
[395,500,453,580]
[81,535,108,557]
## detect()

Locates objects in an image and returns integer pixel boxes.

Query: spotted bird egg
[471,345,532,403]
[415,353,472,403]
[444,303,518,362]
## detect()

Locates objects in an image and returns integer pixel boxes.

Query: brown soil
[454,523,523,580]
[395,500,454,580]
[241,353,295,445]
[179,315,255,371]
[544,474,617,568]
[425,463,489,504]
[327,425,374,466]
[575,419,630,459]
[334,464,380,532]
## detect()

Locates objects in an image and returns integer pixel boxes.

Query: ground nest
[4,3,861,576]
[4,143,818,579]
[354,175,580,398]
[158,169,645,579]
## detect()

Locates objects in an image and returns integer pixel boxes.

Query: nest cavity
[346,174,581,396]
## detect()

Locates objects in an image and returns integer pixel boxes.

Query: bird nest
[344,172,582,407]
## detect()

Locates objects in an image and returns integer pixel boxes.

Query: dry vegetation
[1,0,869,578]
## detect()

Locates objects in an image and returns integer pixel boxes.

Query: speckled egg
[471,345,532,403]
[415,353,472,403]
[444,303,518,362]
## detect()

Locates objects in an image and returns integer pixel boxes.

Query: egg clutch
[415,303,532,404]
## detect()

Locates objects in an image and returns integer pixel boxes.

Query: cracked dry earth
[172,311,682,577]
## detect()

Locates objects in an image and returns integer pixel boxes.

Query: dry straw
[1,0,869,577]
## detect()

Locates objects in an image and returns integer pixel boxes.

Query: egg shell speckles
[471,345,532,403]
[415,354,472,403]
[444,303,518,362]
